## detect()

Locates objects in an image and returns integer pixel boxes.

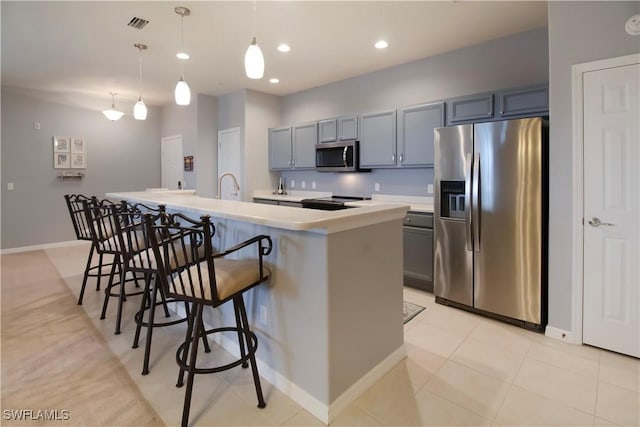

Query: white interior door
[161,135,184,190]
[217,127,242,200]
[582,63,639,357]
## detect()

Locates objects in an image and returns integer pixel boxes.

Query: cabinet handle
[291,159,295,167]
[399,153,404,163]
[392,154,396,162]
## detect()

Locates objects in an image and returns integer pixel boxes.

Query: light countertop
[107,191,408,234]
[252,190,332,203]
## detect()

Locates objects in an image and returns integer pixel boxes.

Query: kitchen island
[106,191,409,424]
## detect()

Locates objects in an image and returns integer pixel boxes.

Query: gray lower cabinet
[359,109,397,167]
[269,122,317,170]
[403,212,433,292]
[253,198,302,208]
[269,127,293,170]
[398,102,444,167]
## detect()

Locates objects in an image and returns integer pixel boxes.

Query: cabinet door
[447,93,494,125]
[498,85,548,118]
[269,127,292,170]
[338,115,358,140]
[398,102,444,167]
[359,110,397,167]
[318,119,337,143]
[292,122,317,169]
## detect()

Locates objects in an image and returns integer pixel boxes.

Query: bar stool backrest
[64,194,96,241]
[82,198,121,255]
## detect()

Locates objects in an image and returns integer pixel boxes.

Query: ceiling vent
[127,17,149,30]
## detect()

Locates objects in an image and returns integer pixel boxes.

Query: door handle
[588,217,614,227]
[472,153,480,253]
[465,153,472,251]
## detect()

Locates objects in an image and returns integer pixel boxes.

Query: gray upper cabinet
[447,93,494,125]
[269,126,293,170]
[292,121,317,169]
[318,115,358,143]
[497,85,548,118]
[318,119,337,143]
[269,123,317,170]
[338,115,358,140]
[398,102,444,167]
[360,109,397,168]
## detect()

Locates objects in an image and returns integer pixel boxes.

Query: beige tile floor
[3,244,640,426]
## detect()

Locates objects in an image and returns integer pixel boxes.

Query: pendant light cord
[180,14,186,79]
[138,52,143,98]
[252,0,256,37]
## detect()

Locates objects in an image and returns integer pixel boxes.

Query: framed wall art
[184,156,194,171]
[71,138,86,154]
[54,153,70,169]
[71,153,86,169]
[53,136,70,153]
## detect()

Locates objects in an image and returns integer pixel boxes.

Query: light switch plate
[312,181,316,189]
[374,183,380,192]
[428,184,434,194]
[7,183,14,191]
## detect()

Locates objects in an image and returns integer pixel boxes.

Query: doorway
[217,127,242,200]
[161,135,184,190]
[573,54,639,358]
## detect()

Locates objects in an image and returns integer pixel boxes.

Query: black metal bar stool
[110,202,210,375]
[145,211,272,427]
[64,194,115,305]
[82,199,145,334]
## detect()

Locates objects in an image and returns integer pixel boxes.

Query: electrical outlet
[301,181,306,189]
[427,184,434,194]
[259,305,268,325]
[33,122,40,130]
[312,181,316,189]
[7,183,14,191]
[374,183,380,192]
[291,180,295,188]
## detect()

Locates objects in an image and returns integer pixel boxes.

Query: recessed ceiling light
[375,40,388,49]
[269,78,280,84]
[277,43,291,53]
[176,52,190,60]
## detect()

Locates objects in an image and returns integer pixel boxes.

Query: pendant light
[174,6,191,106]
[103,92,124,121]
[244,0,264,79]
[133,43,148,120]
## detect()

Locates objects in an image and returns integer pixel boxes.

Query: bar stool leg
[233,301,249,368]
[114,256,126,335]
[132,274,152,349]
[77,244,95,305]
[181,303,203,427]
[141,276,160,375]
[158,284,171,318]
[100,257,119,320]
[95,252,104,291]
[176,306,195,388]
[237,296,265,408]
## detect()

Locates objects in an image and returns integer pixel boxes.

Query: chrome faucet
[217,172,240,199]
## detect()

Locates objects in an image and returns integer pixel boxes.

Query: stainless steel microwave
[315,140,367,172]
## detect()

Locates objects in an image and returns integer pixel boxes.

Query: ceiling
[1,1,548,108]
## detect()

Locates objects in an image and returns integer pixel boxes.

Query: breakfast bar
[106,191,409,424]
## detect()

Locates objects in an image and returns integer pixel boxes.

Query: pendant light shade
[244,0,264,79]
[174,6,191,106]
[133,43,148,120]
[134,98,147,120]
[175,78,191,106]
[244,37,264,79]
[103,92,124,121]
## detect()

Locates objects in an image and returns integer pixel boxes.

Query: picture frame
[71,153,87,169]
[53,136,70,153]
[184,156,194,172]
[54,153,70,169]
[71,137,86,154]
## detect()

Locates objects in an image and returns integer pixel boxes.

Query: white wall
[547,1,640,331]
[1,86,161,249]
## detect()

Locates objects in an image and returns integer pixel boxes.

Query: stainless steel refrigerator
[433,117,548,331]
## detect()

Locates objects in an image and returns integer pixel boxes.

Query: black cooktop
[300,195,370,211]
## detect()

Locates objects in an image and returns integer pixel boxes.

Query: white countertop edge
[252,190,333,202]
[106,192,408,234]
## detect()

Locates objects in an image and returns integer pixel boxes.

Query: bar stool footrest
[175,326,258,375]
[133,299,189,328]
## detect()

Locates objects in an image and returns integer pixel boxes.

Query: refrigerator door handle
[472,153,480,253]
[465,153,473,251]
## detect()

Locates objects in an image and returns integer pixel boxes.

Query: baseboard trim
[0,240,87,255]
[545,325,580,344]
[327,344,406,423]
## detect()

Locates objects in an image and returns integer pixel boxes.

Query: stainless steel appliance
[300,196,368,210]
[434,117,548,331]
[315,141,369,172]
[403,212,433,292]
